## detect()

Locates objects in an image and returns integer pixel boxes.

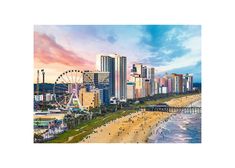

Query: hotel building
[127,82,136,99]
[112,54,127,100]
[97,54,127,100]
[79,88,99,111]
[96,55,115,97]
[83,70,110,105]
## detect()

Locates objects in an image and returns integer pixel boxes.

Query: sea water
[148,100,201,143]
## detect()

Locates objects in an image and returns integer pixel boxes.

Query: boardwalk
[144,106,201,114]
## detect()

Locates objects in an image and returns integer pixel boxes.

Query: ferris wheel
[53,70,93,110]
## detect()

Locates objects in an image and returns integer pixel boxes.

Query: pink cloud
[34,32,95,70]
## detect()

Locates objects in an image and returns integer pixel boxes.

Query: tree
[34,133,43,142]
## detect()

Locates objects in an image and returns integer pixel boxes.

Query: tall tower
[183,73,193,92]
[96,54,115,97]
[36,70,39,96]
[142,66,147,78]
[97,54,127,100]
[41,69,45,110]
[112,54,127,100]
[148,67,155,96]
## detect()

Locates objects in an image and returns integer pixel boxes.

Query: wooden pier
[144,106,201,114]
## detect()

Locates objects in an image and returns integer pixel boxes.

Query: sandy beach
[81,94,201,143]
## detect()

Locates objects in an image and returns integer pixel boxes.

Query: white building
[35,94,55,102]
[127,82,135,99]
[183,73,193,92]
[46,93,52,101]
[112,54,127,100]
[162,86,168,94]
[132,63,143,76]
[158,87,162,94]
[154,80,159,94]
[34,95,43,102]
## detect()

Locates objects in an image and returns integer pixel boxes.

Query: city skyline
[34,25,201,143]
[34,25,201,83]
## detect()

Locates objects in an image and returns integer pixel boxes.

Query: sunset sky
[34,25,201,83]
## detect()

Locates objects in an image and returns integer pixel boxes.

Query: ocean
[148,100,201,143]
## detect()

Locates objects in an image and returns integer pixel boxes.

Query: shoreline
[80,94,201,143]
[147,99,201,143]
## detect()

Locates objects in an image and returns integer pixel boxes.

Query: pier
[144,105,201,114]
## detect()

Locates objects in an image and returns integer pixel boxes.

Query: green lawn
[48,109,136,143]
[47,93,197,143]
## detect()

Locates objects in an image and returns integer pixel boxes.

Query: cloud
[136,25,201,79]
[34,25,201,83]
[34,32,94,69]
[138,25,201,66]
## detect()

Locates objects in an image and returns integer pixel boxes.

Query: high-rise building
[171,73,183,93]
[127,82,135,99]
[131,63,143,76]
[178,74,183,93]
[131,64,155,97]
[112,54,127,100]
[155,73,191,94]
[144,79,151,96]
[83,71,110,105]
[162,86,168,94]
[167,78,172,93]
[188,74,193,91]
[171,75,176,93]
[183,73,193,92]
[142,66,147,78]
[96,55,115,97]
[160,77,167,87]
[134,76,145,98]
[175,75,180,93]
[97,54,127,100]
[154,78,159,94]
[147,67,155,96]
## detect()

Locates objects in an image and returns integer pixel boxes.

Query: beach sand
[81,94,201,143]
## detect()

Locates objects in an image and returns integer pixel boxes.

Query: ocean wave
[148,100,201,143]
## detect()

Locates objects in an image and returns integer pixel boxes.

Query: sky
[34,25,201,83]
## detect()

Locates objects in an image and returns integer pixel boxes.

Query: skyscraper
[134,76,145,98]
[147,67,155,96]
[142,66,147,78]
[171,73,183,93]
[96,55,115,97]
[130,63,156,97]
[183,73,193,92]
[154,78,160,94]
[97,54,127,100]
[112,54,127,100]
[144,79,151,96]
[83,70,110,105]
[135,63,143,76]
[167,78,172,93]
